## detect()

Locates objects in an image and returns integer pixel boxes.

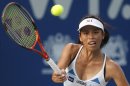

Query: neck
[81,47,102,62]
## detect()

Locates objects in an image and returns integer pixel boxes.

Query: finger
[59,75,67,81]
[57,77,66,82]
[61,69,66,74]
[53,72,61,76]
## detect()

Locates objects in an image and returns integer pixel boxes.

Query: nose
[88,32,94,39]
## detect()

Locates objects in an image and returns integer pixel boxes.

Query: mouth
[88,41,96,46]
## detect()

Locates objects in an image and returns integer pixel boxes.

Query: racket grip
[46,58,61,74]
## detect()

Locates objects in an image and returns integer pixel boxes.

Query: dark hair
[77,15,110,48]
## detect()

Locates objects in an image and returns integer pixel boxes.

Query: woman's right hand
[52,69,67,83]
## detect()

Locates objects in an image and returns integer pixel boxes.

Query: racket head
[2,2,38,49]
[1,3,61,73]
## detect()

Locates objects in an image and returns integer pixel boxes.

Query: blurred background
[0,0,130,86]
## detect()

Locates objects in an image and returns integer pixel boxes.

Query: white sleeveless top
[64,46,108,86]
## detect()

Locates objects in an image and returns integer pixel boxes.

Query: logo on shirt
[91,78,100,84]
[68,76,74,82]
[76,80,86,86]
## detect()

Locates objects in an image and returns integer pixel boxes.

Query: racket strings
[12,6,35,47]
[6,7,27,44]
[6,21,36,48]
[4,6,22,43]
[7,6,34,47]
[3,4,36,48]
[5,11,23,45]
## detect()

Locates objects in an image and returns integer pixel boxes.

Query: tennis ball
[51,5,64,16]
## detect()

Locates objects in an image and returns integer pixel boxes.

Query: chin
[87,46,100,51]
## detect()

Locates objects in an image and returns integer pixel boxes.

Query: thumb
[61,69,66,76]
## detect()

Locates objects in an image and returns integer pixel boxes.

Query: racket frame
[2,2,62,74]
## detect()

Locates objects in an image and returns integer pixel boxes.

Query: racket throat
[37,39,49,60]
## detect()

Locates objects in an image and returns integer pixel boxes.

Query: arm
[106,59,129,86]
[57,43,74,69]
[51,43,80,83]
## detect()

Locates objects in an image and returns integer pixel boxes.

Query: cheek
[97,32,104,39]
[80,36,88,44]
[97,35,104,44]
[99,35,104,40]
[80,34,86,41]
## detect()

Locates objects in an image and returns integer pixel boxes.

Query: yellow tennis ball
[51,5,64,16]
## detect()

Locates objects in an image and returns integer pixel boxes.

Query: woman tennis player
[52,15,129,86]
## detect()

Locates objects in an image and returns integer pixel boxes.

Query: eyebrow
[80,27,100,32]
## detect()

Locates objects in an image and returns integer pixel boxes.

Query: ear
[79,33,82,42]
[102,32,105,40]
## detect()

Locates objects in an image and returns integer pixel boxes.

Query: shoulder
[63,43,81,54]
[106,57,118,68]
[63,43,81,51]
[105,57,129,85]
[105,56,124,80]
[106,57,121,72]
[57,43,82,68]
[62,43,82,60]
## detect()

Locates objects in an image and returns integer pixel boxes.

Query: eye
[94,31,99,33]
[82,31,88,35]
[94,30,100,34]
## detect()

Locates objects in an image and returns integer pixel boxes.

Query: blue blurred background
[0,0,130,86]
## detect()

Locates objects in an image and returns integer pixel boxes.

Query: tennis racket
[2,2,61,74]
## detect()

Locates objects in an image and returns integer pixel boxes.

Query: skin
[52,26,129,86]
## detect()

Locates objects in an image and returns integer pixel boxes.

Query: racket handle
[46,58,61,74]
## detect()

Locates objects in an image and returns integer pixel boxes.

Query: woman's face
[79,25,104,51]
